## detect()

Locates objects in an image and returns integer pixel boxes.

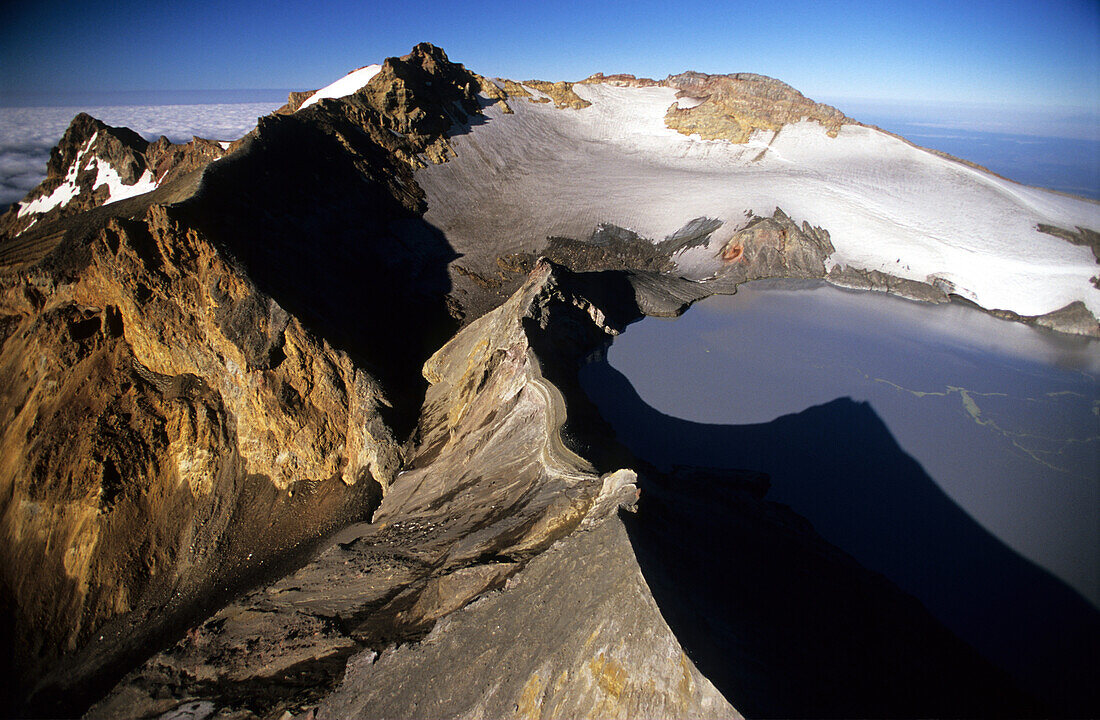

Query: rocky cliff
[0,41,1095,718]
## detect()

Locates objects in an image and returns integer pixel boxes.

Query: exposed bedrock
[0,113,232,240]
[88,260,1041,719]
[660,70,852,142]
[0,40,1093,718]
[0,204,400,717]
[88,260,739,719]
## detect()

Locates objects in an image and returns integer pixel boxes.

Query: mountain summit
[0,42,1096,718]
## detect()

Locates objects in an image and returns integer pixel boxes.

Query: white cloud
[0,101,280,207]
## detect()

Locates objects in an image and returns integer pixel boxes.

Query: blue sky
[2,0,1098,112]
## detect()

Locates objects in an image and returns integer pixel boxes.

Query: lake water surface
[579,280,1100,707]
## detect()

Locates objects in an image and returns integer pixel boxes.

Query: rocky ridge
[0,41,1095,718]
[661,71,851,142]
[87,261,1038,719]
[0,114,232,239]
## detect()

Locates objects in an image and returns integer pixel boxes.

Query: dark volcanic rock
[1037,222,1100,263]
[715,208,835,281]
[827,263,949,303]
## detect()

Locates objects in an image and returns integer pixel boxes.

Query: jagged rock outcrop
[1037,223,1100,262]
[294,42,502,167]
[663,71,851,142]
[0,114,231,239]
[0,202,401,716]
[274,90,316,115]
[714,208,835,279]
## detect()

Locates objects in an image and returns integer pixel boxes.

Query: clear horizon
[2,0,1097,112]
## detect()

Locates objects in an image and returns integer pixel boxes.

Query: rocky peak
[357,43,486,154]
[0,114,232,240]
[274,89,316,115]
[46,112,148,183]
[268,42,507,168]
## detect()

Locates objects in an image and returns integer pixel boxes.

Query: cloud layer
[0,102,281,207]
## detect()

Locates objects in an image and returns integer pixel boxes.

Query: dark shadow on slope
[174,111,461,440]
[580,358,1100,718]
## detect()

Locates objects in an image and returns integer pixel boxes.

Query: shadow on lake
[580,356,1100,717]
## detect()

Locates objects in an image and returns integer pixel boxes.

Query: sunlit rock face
[660,70,852,142]
[0,113,232,239]
[0,41,1096,718]
[0,203,399,715]
[87,261,739,720]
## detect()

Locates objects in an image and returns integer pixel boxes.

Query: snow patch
[522,84,553,102]
[298,64,382,111]
[91,158,157,204]
[673,95,705,110]
[16,133,98,217]
[16,174,79,217]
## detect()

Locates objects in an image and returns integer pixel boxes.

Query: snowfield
[92,161,157,205]
[418,82,1100,319]
[298,64,382,111]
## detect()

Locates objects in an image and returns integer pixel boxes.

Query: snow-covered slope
[298,64,382,111]
[418,82,1099,319]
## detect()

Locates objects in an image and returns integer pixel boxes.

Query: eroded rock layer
[0,203,400,716]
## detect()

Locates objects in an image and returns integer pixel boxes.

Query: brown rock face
[0,203,401,715]
[342,42,494,166]
[664,71,851,142]
[274,90,317,115]
[517,80,593,109]
[716,208,835,280]
[580,72,662,87]
[144,135,229,186]
[0,113,231,240]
